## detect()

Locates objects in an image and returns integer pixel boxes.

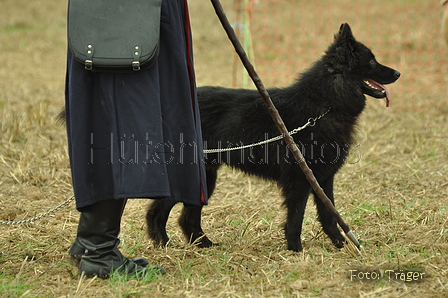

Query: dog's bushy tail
[57,109,66,124]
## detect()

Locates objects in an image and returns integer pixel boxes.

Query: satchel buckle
[85,60,93,70]
[132,61,141,71]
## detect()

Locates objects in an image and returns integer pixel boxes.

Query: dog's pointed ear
[339,23,352,37]
[334,23,354,43]
[327,23,356,72]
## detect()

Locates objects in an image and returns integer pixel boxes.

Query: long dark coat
[65,0,207,210]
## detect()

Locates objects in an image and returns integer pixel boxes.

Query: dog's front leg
[282,179,312,252]
[312,175,346,248]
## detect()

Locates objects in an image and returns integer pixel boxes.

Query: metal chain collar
[203,108,331,154]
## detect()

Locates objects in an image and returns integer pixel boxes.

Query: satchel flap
[68,0,162,69]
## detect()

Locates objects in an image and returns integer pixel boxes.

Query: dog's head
[325,23,400,107]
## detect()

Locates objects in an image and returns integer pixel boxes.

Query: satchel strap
[85,44,94,70]
[132,45,141,71]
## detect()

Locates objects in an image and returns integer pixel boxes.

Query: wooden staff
[209,0,362,252]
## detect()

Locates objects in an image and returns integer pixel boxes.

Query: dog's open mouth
[363,79,391,107]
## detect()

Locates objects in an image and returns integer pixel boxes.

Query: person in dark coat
[65,0,207,278]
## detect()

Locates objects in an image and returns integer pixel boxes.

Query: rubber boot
[69,231,149,268]
[68,199,148,268]
[70,198,165,279]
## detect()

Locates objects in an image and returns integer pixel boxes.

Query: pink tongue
[366,79,391,107]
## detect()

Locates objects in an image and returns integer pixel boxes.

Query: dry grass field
[0,0,447,297]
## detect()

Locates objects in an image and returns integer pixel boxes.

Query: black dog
[146,23,400,252]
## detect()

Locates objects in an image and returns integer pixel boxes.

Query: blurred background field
[0,0,447,297]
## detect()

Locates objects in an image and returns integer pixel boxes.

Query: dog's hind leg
[146,200,177,247]
[177,166,219,248]
[312,175,346,248]
[282,177,312,252]
[204,165,219,197]
[178,204,214,247]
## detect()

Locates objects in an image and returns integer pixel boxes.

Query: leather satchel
[68,0,162,72]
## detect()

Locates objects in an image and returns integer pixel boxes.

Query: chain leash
[203,108,330,154]
[0,196,75,225]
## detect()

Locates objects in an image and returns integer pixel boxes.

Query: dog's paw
[192,235,216,248]
[287,242,303,252]
[331,237,346,249]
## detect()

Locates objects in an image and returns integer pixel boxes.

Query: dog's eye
[369,59,376,65]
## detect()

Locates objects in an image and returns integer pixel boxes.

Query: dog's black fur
[146,23,400,252]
